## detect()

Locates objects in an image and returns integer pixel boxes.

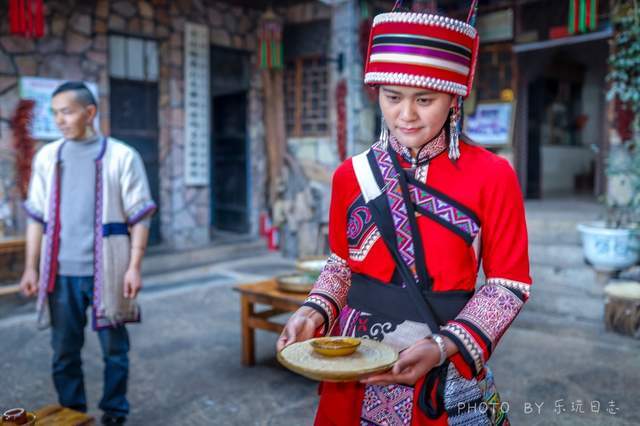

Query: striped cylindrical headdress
[364,12,479,97]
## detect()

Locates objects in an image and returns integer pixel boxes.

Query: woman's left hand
[361,338,441,386]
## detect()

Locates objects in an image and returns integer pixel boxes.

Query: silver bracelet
[430,334,447,367]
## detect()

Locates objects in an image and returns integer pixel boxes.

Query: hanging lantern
[258,8,283,70]
[568,0,598,34]
[9,0,45,38]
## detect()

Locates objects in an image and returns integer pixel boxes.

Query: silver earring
[448,108,460,160]
[379,116,390,149]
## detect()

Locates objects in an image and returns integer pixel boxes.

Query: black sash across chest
[346,145,479,330]
[346,144,483,419]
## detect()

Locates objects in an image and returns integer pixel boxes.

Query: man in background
[19,81,156,425]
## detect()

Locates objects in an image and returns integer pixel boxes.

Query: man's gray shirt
[57,134,102,277]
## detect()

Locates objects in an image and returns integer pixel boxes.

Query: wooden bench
[233,279,307,366]
[33,405,94,425]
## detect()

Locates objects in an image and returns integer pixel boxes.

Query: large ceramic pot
[577,222,640,272]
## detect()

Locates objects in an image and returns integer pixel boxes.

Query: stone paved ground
[1,252,640,425]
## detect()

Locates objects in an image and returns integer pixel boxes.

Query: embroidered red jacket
[306,141,532,425]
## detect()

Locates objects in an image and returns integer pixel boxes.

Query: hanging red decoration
[614,99,634,143]
[335,80,347,162]
[11,100,37,200]
[9,0,45,38]
[258,8,283,70]
[568,0,598,34]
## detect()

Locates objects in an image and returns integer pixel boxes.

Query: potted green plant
[577,1,640,272]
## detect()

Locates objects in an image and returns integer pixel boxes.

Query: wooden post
[294,58,303,137]
[604,281,640,339]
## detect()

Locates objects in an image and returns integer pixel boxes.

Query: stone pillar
[332,0,357,157]
[332,0,376,157]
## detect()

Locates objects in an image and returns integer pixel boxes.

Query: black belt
[347,273,473,420]
[347,273,473,326]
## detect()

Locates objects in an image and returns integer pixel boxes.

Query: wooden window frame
[285,55,329,138]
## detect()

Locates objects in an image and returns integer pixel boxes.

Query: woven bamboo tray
[278,338,398,382]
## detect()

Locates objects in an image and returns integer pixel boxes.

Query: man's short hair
[51,81,97,107]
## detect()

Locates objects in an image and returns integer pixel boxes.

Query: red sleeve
[302,160,355,335]
[442,158,532,379]
[327,159,354,260]
[480,157,531,285]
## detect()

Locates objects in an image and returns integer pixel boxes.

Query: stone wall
[0,0,267,249]
[271,1,336,258]
[0,0,112,236]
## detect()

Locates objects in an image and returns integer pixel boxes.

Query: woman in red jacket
[277,2,530,425]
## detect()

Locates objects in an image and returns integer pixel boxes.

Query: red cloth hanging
[8,0,45,38]
[9,0,19,33]
[10,99,36,200]
[35,0,44,37]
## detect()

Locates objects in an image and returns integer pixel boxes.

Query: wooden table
[0,236,25,255]
[33,405,94,425]
[0,237,25,292]
[233,279,307,366]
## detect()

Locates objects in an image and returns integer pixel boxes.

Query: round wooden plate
[275,274,315,293]
[296,258,327,274]
[278,338,398,382]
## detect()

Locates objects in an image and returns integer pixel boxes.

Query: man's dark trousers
[48,275,129,417]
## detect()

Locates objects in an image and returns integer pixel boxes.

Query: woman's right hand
[276,306,324,352]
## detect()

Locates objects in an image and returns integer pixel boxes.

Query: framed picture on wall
[463,100,515,147]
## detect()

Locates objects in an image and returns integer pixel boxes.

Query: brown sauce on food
[316,339,356,348]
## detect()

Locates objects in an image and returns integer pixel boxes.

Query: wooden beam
[0,284,20,297]
[247,317,285,334]
[253,308,288,319]
[0,238,26,255]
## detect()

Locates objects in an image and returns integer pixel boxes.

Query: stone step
[477,263,597,294]
[478,257,603,322]
[524,198,604,221]
[142,238,269,277]
[528,242,585,267]
[514,306,604,338]
[142,252,296,289]
[0,238,273,299]
[479,265,602,325]
[526,218,584,244]
[524,257,605,322]
[530,264,601,296]
[525,284,604,323]
[525,198,603,245]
